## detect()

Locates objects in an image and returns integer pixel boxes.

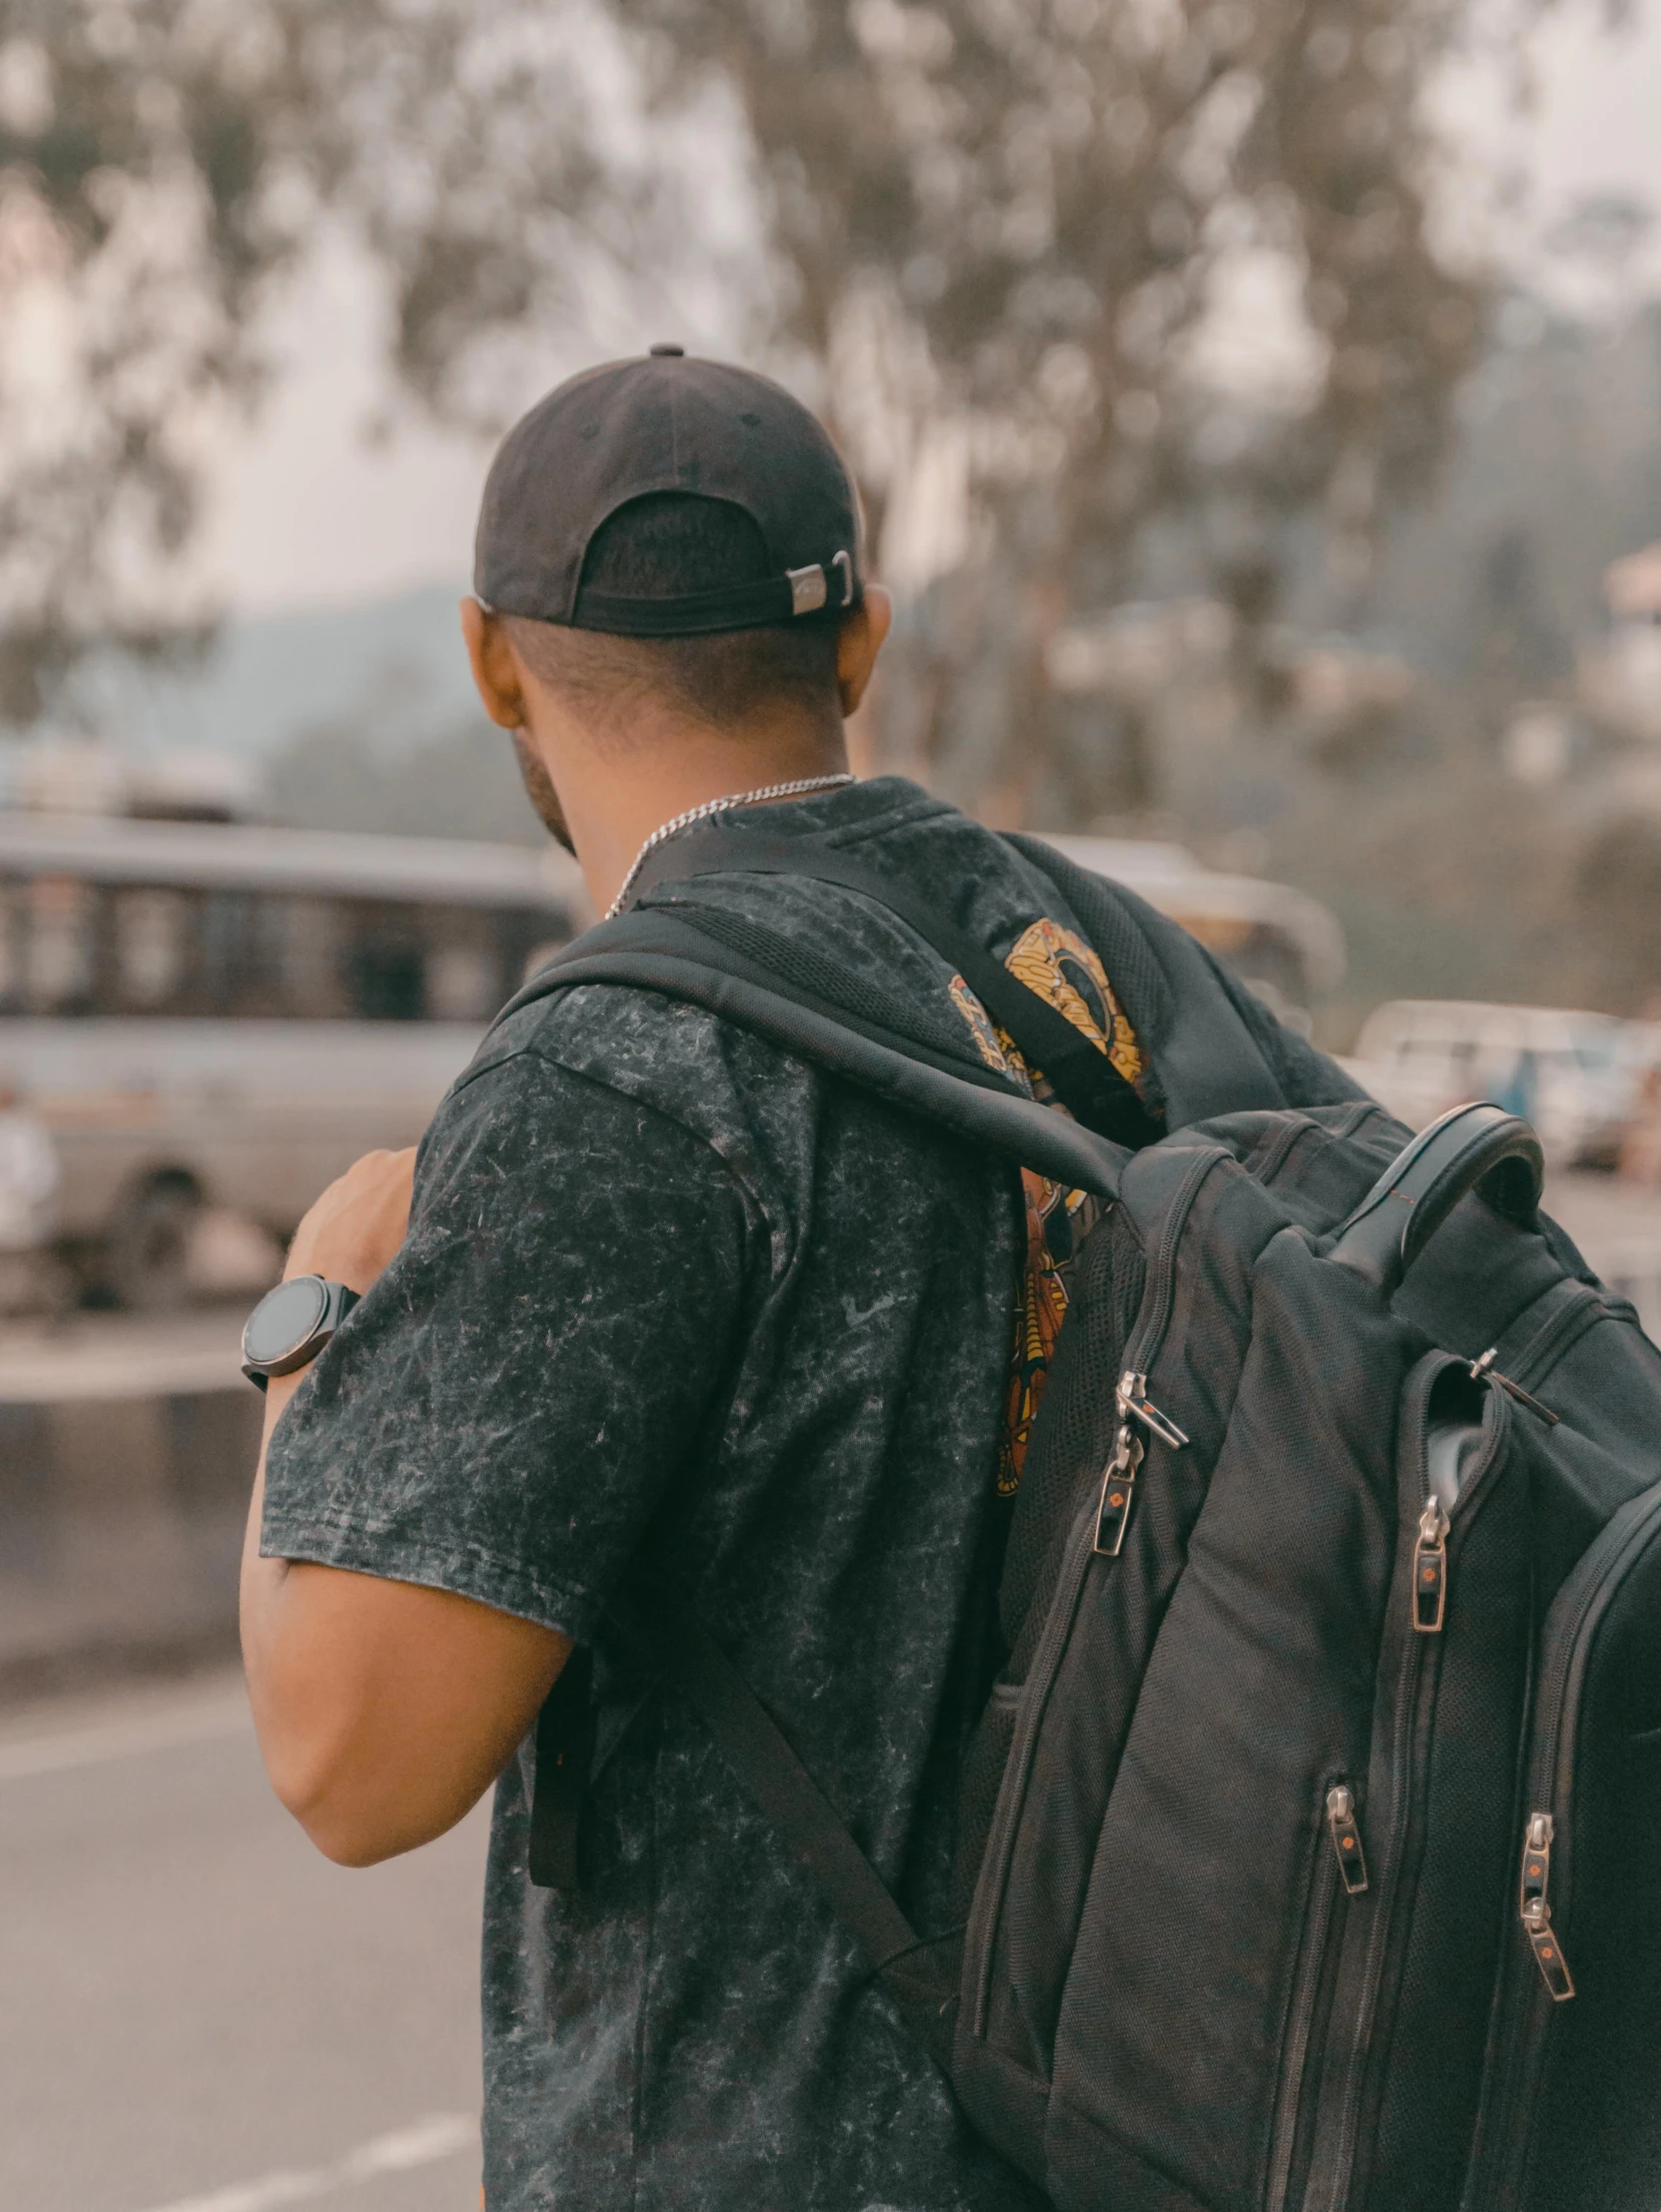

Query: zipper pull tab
[1412,1496,1450,1634]
[1519,1812,1576,2000]
[1095,1373,1189,1556]
[1093,1425,1144,1557]
[1326,1784,1370,1894]
[1117,1371,1191,1451]
[1470,1347,1560,1427]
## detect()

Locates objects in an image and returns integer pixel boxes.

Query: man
[242,349,1343,2210]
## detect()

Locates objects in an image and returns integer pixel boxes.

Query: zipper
[1411,1497,1450,1634]
[1492,1279,1607,1397]
[1116,1145,1230,1400]
[1312,1362,1511,2212]
[1265,1782,1370,2212]
[1084,1145,1212,1557]
[1093,1371,1190,1555]
[1247,1110,1318,1190]
[967,1144,1226,2037]
[1517,1811,1574,2001]
[1468,1348,1559,1428]
[1326,1784,1371,1894]
[1462,1478,1661,2205]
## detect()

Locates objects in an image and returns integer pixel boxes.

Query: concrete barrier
[0,1317,260,1697]
[3,1187,1656,1702]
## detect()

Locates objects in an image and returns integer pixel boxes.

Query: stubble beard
[511,729,576,856]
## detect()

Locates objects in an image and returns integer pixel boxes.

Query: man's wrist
[283,1245,380,1296]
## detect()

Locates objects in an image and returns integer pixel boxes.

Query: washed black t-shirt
[262,778,1169,2210]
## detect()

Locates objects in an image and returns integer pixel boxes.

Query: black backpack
[505,826,1661,2212]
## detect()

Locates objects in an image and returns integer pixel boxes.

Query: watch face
[243,1274,331,1368]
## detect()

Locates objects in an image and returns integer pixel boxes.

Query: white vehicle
[1042,836,1344,1024]
[0,811,584,1306]
[0,810,1342,1307]
[1349,1000,1635,1169]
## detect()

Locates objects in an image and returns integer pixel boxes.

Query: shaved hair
[506,493,843,740]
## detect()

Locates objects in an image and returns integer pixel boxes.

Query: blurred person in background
[1490,1044,1540,1131]
[0,1076,61,1314]
[238,350,1356,2212]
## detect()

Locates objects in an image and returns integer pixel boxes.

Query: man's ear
[837,584,893,718]
[461,598,528,730]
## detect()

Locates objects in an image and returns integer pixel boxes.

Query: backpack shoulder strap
[525,1581,957,2060]
[492,905,1129,1198]
[627,824,1162,1148]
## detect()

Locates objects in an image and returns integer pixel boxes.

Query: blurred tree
[0,0,1536,818]
[620,0,1487,817]
[0,0,640,722]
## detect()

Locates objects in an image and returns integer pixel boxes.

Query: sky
[185,4,1661,625]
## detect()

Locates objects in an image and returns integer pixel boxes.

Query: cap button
[649,342,685,358]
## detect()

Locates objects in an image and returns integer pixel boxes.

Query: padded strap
[497,911,1130,1197]
[628,825,1163,1148]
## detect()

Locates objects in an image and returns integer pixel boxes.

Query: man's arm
[240,1148,570,1867]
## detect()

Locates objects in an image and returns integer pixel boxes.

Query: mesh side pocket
[1001,1205,1147,1665]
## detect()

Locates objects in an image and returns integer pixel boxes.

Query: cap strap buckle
[788,564,828,616]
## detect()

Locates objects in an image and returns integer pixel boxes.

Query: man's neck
[549,716,851,916]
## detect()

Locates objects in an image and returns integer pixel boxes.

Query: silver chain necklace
[605,773,856,918]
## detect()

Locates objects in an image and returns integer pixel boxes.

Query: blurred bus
[0,811,1339,1308]
[0,812,584,1306]
[1042,836,1343,1027]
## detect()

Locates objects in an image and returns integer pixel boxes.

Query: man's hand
[241,1144,569,1866]
[285,1146,416,1293]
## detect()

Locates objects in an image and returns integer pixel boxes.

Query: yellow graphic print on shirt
[949,919,1146,1497]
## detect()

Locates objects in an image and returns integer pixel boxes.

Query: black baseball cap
[473,345,864,638]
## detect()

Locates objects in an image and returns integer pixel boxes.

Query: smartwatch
[242,1273,361,1390]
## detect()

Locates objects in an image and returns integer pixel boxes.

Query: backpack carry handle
[1326,1101,1544,1295]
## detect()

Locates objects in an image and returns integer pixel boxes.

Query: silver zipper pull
[1470,1347,1560,1426]
[1412,1496,1450,1634]
[1326,1784,1370,1894]
[1117,1371,1190,1451]
[1519,1812,1576,2000]
[1093,1425,1143,1556]
[1095,1373,1188,1557]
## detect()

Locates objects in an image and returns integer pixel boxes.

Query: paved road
[0,1671,489,2212]
[2,1169,1657,2212]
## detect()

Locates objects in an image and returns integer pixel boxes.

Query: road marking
[134,2113,478,2212]
[0,1690,253,1786]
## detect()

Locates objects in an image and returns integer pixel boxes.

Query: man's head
[461,349,890,889]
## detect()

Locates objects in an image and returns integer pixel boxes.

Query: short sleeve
[261,1043,751,1641]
